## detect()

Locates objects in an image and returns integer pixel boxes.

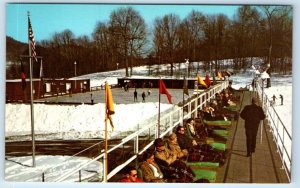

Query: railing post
[194,95,198,118]
[281,130,285,169]
[276,118,279,153]
[79,170,81,182]
[102,156,107,182]
[135,136,139,154]
[169,114,173,135]
[42,172,45,182]
[180,107,183,125]
[188,102,191,117]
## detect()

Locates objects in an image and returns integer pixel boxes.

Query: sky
[6,3,239,43]
[4,61,292,182]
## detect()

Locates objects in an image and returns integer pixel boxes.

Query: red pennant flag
[221,72,225,77]
[159,80,172,104]
[204,75,211,88]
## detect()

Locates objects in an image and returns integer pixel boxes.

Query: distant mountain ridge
[6,36,28,62]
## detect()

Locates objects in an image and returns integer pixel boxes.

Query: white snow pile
[5,102,173,140]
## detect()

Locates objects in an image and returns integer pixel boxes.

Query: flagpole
[182,77,185,125]
[183,60,188,125]
[158,79,161,138]
[27,11,36,167]
[104,113,108,182]
[104,82,108,182]
[38,59,42,98]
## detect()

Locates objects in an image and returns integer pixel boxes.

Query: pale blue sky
[6,3,239,43]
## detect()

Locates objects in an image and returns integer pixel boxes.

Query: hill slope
[6,36,28,62]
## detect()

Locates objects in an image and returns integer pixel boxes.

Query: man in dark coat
[279,94,283,105]
[240,97,266,157]
[142,91,146,102]
[175,126,198,152]
[134,89,138,102]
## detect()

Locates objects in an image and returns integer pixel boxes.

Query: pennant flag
[204,75,211,88]
[21,61,26,91]
[28,14,38,62]
[222,72,226,78]
[183,76,189,96]
[105,82,115,130]
[217,72,223,79]
[159,80,172,104]
[197,75,208,88]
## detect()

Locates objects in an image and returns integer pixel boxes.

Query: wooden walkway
[216,90,289,183]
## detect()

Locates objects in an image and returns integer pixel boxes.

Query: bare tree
[153,13,181,76]
[109,7,147,77]
[178,10,206,76]
[203,14,229,74]
[185,10,206,62]
[93,22,112,70]
[231,6,261,67]
[259,5,292,87]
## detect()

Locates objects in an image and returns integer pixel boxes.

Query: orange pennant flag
[197,75,208,88]
[217,72,223,79]
[105,81,115,130]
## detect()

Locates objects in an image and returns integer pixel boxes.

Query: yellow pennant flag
[105,81,115,130]
[217,72,223,79]
[197,75,208,88]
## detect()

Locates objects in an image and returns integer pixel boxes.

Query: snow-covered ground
[5,103,173,140]
[4,60,292,182]
[230,71,292,134]
[5,155,102,182]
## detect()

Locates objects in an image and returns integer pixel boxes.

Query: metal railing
[255,80,292,181]
[41,81,229,182]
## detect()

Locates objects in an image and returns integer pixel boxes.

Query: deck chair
[192,169,217,183]
[188,161,219,182]
[187,161,219,171]
[203,119,232,129]
[206,129,228,143]
[212,129,228,138]
[206,139,226,151]
[224,105,238,111]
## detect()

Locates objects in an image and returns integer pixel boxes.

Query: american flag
[28,16,38,62]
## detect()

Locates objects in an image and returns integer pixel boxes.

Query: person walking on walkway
[142,91,146,102]
[134,89,138,102]
[240,97,266,157]
[272,94,277,105]
[279,94,283,105]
